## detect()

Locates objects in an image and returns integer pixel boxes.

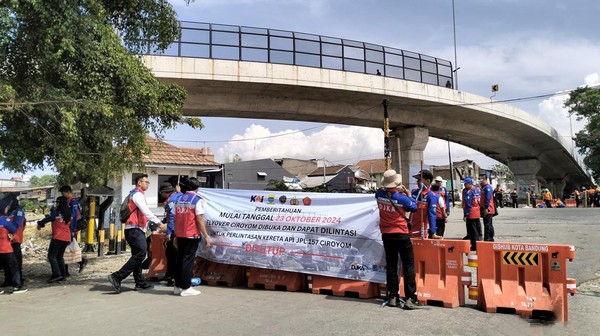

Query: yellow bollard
[86,196,96,248]
[116,228,122,255]
[120,224,127,252]
[108,223,116,254]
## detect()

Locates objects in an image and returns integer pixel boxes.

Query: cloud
[179,0,334,16]
[215,123,498,169]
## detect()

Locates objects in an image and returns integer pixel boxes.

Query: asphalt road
[1,207,599,336]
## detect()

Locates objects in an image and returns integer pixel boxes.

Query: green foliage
[264,180,289,191]
[19,198,35,211]
[0,1,202,187]
[29,175,58,187]
[565,86,600,181]
[490,163,514,182]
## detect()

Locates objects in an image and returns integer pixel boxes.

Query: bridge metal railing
[149,21,454,89]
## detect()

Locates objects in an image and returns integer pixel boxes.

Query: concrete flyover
[141,22,592,195]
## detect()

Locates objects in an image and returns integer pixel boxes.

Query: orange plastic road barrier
[192,257,211,279]
[147,233,168,281]
[247,268,306,291]
[202,261,246,287]
[564,199,576,208]
[471,241,576,323]
[399,239,472,308]
[310,275,379,298]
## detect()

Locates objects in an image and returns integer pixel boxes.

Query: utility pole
[452,0,459,90]
[383,99,391,171]
[447,135,456,207]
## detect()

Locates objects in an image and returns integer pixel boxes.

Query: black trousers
[175,237,200,290]
[113,228,147,286]
[382,233,417,301]
[165,237,178,282]
[48,239,69,278]
[465,218,482,251]
[544,200,552,208]
[482,214,494,242]
[0,252,22,288]
[512,199,518,208]
[435,218,446,237]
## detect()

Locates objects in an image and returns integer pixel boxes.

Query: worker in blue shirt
[411,169,441,239]
[160,181,184,286]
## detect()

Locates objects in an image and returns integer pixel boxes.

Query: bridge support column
[391,127,429,189]
[547,179,567,201]
[509,159,541,206]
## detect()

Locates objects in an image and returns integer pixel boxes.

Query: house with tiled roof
[113,136,220,209]
[355,158,387,189]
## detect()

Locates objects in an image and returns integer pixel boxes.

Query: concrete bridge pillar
[547,179,567,200]
[509,159,541,205]
[391,127,429,189]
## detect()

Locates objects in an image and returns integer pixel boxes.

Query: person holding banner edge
[173,177,211,297]
[375,170,424,309]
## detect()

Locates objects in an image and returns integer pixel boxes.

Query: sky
[3,0,600,178]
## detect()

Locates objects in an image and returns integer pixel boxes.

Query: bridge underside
[163,77,590,187]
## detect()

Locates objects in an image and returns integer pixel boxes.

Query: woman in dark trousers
[37,196,73,283]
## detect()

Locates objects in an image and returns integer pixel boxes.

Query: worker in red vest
[173,177,211,297]
[462,177,482,251]
[108,174,161,294]
[0,196,27,293]
[479,176,496,242]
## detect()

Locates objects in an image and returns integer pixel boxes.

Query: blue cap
[464,177,474,185]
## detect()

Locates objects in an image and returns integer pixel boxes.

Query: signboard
[196,189,387,283]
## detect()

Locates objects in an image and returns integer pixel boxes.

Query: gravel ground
[12,216,131,290]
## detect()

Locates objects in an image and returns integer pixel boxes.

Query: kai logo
[250,195,264,203]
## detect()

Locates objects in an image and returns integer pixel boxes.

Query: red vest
[376,189,410,234]
[52,217,72,242]
[9,214,25,244]
[174,192,202,238]
[127,188,148,228]
[0,227,13,253]
[463,188,482,219]
[480,183,496,215]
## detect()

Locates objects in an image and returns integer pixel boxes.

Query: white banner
[196,189,387,283]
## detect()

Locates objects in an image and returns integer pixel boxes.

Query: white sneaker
[173,287,181,295]
[180,287,201,297]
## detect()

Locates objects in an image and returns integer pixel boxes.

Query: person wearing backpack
[108,174,161,293]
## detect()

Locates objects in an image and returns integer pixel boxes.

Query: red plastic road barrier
[310,275,379,298]
[202,261,246,287]
[146,233,167,281]
[472,241,576,323]
[399,239,472,308]
[564,199,576,208]
[247,268,306,291]
[192,257,211,279]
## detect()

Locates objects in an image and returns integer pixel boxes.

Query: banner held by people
[196,189,387,283]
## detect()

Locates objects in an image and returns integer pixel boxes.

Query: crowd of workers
[375,169,499,309]
[1,171,597,301]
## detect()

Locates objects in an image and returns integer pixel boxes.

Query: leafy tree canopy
[0,1,202,187]
[29,174,58,187]
[564,86,600,182]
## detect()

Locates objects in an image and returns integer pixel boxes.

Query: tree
[564,86,600,181]
[264,180,289,191]
[29,174,58,187]
[490,163,514,183]
[0,1,202,187]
